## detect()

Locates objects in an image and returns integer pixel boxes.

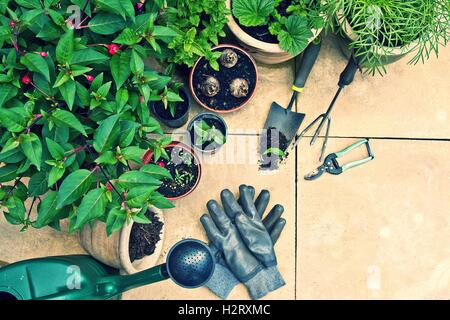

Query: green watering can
[0,239,214,300]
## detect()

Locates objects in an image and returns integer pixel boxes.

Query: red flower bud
[85,74,94,82]
[157,162,165,168]
[107,44,120,55]
[136,2,144,10]
[9,20,15,29]
[21,74,32,85]
[39,51,48,57]
[106,182,114,192]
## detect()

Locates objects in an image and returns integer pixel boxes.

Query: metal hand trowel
[263,38,322,144]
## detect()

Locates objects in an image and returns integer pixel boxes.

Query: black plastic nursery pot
[189,44,258,113]
[146,142,202,201]
[151,88,191,128]
[187,112,228,154]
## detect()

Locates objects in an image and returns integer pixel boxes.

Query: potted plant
[145,0,230,71]
[0,0,181,273]
[143,141,201,200]
[226,0,325,64]
[150,82,191,128]
[187,112,228,154]
[189,45,258,113]
[323,0,450,75]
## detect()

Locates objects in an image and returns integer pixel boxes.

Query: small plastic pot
[187,112,228,154]
[189,44,258,113]
[145,141,202,201]
[150,88,190,128]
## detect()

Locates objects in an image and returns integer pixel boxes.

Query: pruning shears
[304,139,374,181]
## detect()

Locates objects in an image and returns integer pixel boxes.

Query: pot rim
[151,87,191,122]
[225,0,323,55]
[187,112,228,154]
[336,9,420,56]
[149,141,202,201]
[119,207,165,275]
[189,44,259,114]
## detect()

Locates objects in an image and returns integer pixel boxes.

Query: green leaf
[0,84,18,108]
[48,166,65,187]
[45,137,65,160]
[126,185,158,208]
[153,26,179,38]
[20,133,42,170]
[121,146,146,163]
[93,114,121,153]
[117,171,162,189]
[130,50,144,75]
[132,212,151,224]
[95,151,117,165]
[56,169,95,209]
[4,197,25,225]
[71,48,109,65]
[140,164,172,180]
[20,53,50,82]
[97,0,135,21]
[51,109,87,136]
[148,192,175,209]
[119,120,138,147]
[232,0,274,26]
[110,50,131,89]
[76,82,90,106]
[28,171,48,196]
[106,207,126,236]
[74,188,108,229]
[34,191,60,228]
[0,164,18,183]
[88,13,127,35]
[113,28,141,45]
[263,147,286,157]
[56,29,74,64]
[0,107,25,132]
[278,16,313,57]
[58,80,76,110]
[115,88,129,111]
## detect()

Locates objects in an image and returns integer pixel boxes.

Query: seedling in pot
[154,144,201,200]
[193,120,227,149]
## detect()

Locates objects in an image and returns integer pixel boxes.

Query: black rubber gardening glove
[202,185,286,300]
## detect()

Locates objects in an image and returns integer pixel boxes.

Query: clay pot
[225,0,322,64]
[78,208,165,275]
[336,10,420,66]
[189,44,258,113]
[0,261,7,267]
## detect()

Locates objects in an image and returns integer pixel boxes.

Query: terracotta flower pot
[78,207,165,275]
[189,44,258,113]
[336,9,420,66]
[225,0,323,64]
[143,141,202,201]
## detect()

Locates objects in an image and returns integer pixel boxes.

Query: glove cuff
[244,266,285,300]
[205,263,240,299]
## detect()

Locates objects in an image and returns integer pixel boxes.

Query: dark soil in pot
[155,146,200,198]
[129,210,164,263]
[189,114,227,152]
[231,0,291,43]
[192,47,257,111]
[151,89,190,128]
[259,127,289,171]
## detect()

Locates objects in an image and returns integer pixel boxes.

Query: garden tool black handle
[338,53,363,88]
[293,39,322,91]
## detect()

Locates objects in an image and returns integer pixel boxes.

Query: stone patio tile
[123,134,296,300]
[296,138,450,299]
[295,34,450,139]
